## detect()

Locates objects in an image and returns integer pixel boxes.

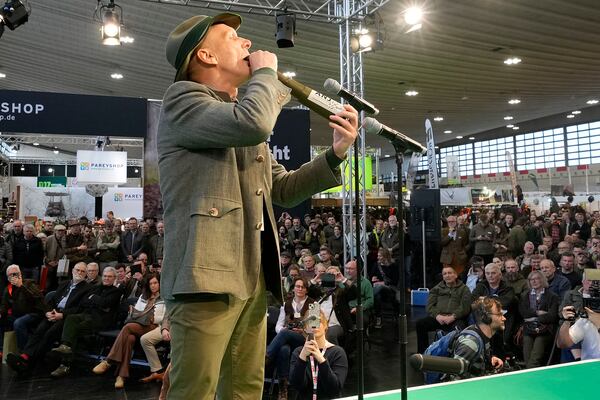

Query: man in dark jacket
[49,266,122,378]
[12,224,44,281]
[6,262,90,373]
[416,266,472,353]
[0,265,46,351]
[121,217,146,262]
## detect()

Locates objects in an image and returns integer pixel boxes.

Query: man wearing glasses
[6,262,90,374]
[0,265,46,353]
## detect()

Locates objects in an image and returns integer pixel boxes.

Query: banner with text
[77,151,127,184]
[102,188,143,220]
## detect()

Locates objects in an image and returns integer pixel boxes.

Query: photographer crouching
[557,269,600,360]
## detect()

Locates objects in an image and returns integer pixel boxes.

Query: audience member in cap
[156,10,358,398]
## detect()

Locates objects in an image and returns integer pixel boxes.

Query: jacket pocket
[182,197,243,271]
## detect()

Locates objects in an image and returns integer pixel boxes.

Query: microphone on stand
[363,117,427,154]
[409,354,468,375]
[323,78,380,116]
[276,71,345,119]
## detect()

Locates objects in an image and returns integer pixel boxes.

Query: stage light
[351,27,383,53]
[469,137,475,140]
[134,168,139,173]
[33,142,39,146]
[48,167,53,173]
[504,57,522,65]
[433,116,444,122]
[276,13,295,48]
[587,99,598,105]
[508,99,521,104]
[0,0,30,40]
[512,126,520,130]
[456,136,463,139]
[96,1,123,46]
[504,116,513,120]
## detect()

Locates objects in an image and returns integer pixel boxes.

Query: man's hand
[491,356,503,370]
[127,255,134,262]
[562,306,576,321]
[248,50,277,73]
[351,307,357,314]
[162,329,172,342]
[330,104,359,159]
[435,315,447,325]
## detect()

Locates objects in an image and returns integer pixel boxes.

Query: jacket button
[255,222,263,230]
[208,208,219,217]
[256,188,263,196]
[255,155,265,162]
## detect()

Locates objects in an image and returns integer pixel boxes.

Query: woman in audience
[518,270,559,368]
[92,273,164,389]
[289,309,348,399]
[266,277,314,400]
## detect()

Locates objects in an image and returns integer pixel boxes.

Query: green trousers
[166,275,267,400]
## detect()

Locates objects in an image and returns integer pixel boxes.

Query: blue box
[411,288,429,306]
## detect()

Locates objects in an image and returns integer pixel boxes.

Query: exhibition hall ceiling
[2,0,600,154]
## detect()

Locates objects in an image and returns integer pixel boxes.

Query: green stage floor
[341,360,599,399]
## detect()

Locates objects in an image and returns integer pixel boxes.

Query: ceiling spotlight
[469,137,475,140]
[512,126,520,130]
[444,130,452,134]
[120,35,134,44]
[351,26,383,53]
[111,73,123,79]
[282,71,296,78]
[33,142,39,146]
[0,72,6,78]
[571,110,581,114]
[97,1,123,46]
[405,90,419,96]
[134,168,139,173]
[503,57,522,65]
[587,99,599,105]
[567,114,575,119]
[456,136,463,139]
[48,168,54,173]
[20,164,24,171]
[508,99,521,104]
[53,149,59,154]
[433,116,444,122]
[506,124,514,128]
[504,116,513,120]
[275,12,296,48]
[404,6,423,25]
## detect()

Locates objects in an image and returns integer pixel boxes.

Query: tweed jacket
[440,227,469,265]
[157,69,340,301]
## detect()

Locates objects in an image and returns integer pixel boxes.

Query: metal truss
[0,134,143,147]
[138,0,390,23]
[338,0,367,269]
[6,157,144,167]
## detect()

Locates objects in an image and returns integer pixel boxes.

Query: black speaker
[408,189,441,241]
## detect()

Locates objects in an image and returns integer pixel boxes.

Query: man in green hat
[158,12,358,399]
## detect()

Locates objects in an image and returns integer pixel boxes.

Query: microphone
[277,72,345,120]
[363,117,427,154]
[409,354,468,375]
[323,78,379,116]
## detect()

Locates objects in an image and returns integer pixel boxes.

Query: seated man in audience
[540,259,571,300]
[548,241,572,267]
[95,221,121,268]
[557,303,600,360]
[49,266,122,378]
[504,259,528,300]
[86,262,101,285]
[0,265,46,352]
[299,254,317,280]
[574,250,592,272]
[558,252,582,289]
[416,266,471,353]
[369,248,399,328]
[344,260,374,328]
[514,241,535,272]
[114,264,129,289]
[318,246,339,267]
[6,262,90,374]
[327,224,344,262]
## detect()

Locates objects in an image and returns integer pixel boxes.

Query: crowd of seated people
[0,214,170,390]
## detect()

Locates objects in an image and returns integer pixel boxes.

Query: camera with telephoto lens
[0,1,29,39]
[321,273,336,288]
[572,269,600,320]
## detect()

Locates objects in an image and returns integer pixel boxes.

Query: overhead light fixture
[456,136,463,139]
[48,167,53,173]
[444,130,452,134]
[111,72,123,79]
[433,116,444,122]
[33,142,39,146]
[567,114,575,119]
[351,28,382,53]
[571,110,581,114]
[20,164,24,171]
[405,90,418,96]
[0,72,6,78]
[53,148,59,154]
[506,124,514,128]
[403,6,423,33]
[96,1,123,46]
[275,12,296,48]
[0,0,30,40]
[282,71,296,78]
[134,168,139,173]
[434,146,439,149]
[504,57,522,65]
[508,99,521,104]
[587,99,599,105]
[504,116,513,120]
[512,126,520,130]
[469,137,475,140]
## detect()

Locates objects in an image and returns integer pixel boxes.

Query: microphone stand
[393,145,408,400]
[352,132,365,400]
